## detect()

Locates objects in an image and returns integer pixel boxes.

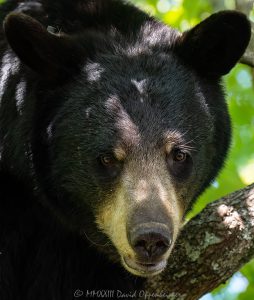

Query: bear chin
[121,256,167,277]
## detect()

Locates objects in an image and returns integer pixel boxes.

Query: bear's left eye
[172,149,187,162]
[167,148,193,180]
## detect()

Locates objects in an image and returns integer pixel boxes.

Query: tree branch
[240,22,254,67]
[236,0,254,67]
[143,183,254,300]
[235,0,253,15]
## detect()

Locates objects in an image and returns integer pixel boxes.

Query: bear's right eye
[97,153,121,180]
[100,154,116,167]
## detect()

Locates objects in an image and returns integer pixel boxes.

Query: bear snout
[128,223,172,262]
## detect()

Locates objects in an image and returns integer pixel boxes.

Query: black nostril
[131,228,172,260]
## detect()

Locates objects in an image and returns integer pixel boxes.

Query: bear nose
[129,224,172,261]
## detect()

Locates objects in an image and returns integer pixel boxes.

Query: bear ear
[174,11,251,77]
[3,13,83,81]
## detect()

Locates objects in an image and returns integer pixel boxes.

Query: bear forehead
[81,52,209,113]
[83,51,190,85]
[104,94,212,143]
[81,52,207,105]
[75,89,213,157]
[64,52,214,150]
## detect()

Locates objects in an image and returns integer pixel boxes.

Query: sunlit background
[129,0,254,299]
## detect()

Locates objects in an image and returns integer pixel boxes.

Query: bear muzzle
[123,222,172,277]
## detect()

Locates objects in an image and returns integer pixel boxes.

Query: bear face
[1,1,251,278]
[38,53,218,276]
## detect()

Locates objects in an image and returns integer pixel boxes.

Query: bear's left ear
[174,11,251,77]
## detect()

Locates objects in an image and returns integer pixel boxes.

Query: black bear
[0,0,251,299]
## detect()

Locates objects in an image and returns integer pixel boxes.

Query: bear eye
[167,148,192,180]
[172,149,187,162]
[97,153,122,180]
[100,154,116,167]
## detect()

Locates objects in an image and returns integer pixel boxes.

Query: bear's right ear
[4,13,83,81]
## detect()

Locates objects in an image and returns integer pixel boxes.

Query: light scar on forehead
[131,79,147,95]
[106,96,141,150]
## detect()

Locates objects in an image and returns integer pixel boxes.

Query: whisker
[83,230,111,247]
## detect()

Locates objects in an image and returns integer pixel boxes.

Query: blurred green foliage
[130,0,254,299]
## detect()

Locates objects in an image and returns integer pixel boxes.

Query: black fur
[0,0,251,299]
